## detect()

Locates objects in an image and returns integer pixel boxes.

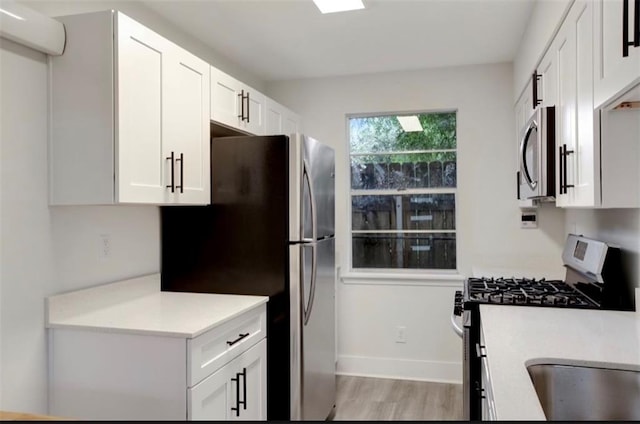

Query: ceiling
[142,0,535,82]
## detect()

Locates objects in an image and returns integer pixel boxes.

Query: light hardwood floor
[333,375,463,421]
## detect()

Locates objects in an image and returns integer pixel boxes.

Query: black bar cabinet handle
[175,153,184,193]
[166,151,175,193]
[562,144,567,194]
[563,144,574,192]
[559,146,564,194]
[227,332,250,346]
[635,0,640,47]
[623,0,638,56]
[238,89,245,119]
[246,91,250,123]
[516,171,521,200]
[239,367,247,410]
[231,373,240,416]
[532,72,541,109]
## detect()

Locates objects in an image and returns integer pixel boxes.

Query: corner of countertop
[46,273,160,325]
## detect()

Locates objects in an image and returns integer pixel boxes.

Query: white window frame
[344,110,461,283]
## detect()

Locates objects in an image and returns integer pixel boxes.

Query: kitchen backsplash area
[566,208,640,287]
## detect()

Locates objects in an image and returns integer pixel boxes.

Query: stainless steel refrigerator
[161,134,336,421]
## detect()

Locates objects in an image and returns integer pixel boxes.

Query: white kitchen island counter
[46,273,268,338]
[480,304,640,421]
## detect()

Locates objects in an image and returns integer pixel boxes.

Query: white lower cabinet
[189,339,266,420]
[49,304,267,420]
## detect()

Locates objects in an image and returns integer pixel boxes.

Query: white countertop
[480,304,640,420]
[46,273,268,338]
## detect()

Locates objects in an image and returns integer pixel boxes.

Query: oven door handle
[450,313,463,338]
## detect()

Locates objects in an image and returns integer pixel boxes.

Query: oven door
[519,107,555,200]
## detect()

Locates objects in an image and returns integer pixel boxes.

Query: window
[349,111,457,270]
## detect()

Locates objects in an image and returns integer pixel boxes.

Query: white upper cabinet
[554,0,597,207]
[593,0,640,108]
[49,11,210,205]
[210,67,266,135]
[544,0,638,209]
[571,0,598,207]
[164,46,211,204]
[538,45,558,109]
[265,98,303,136]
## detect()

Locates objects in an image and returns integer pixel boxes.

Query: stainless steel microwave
[519,106,556,200]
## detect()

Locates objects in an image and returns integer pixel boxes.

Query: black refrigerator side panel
[161,135,289,297]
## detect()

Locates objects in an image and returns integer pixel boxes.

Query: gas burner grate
[465,276,597,308]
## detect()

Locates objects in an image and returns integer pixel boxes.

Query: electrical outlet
[99,234,111,260]
[395,326,407,344]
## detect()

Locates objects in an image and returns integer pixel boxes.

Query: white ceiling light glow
[313,0,365,14]
[397,116,423,132]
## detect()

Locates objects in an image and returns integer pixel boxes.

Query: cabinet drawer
[188,305,266,386]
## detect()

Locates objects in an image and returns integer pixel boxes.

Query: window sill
[339,269,465,287]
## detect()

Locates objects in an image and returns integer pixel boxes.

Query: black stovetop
[463,276,599,308]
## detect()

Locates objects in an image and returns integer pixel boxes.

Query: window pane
[352,233,456,269]
[352,194,455,231]
[350,153,456,190]
[350,112,457,153]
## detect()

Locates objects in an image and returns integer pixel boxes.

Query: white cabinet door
[594,0,640,108]
[210,67,266,135]
[210,66,245,130]
[188,361,234,421]
[555,5,578,207]
[539,45,558,109]
[266,98,302,136]
[243,89,266,136]
[116,12,170,204]
[266,99,285,134]
[555,0,597,207]
[188,339,266,421]
[572,0,597,207]
[232,339,267,421]
[165,47,211,205]
[283,112,302,135]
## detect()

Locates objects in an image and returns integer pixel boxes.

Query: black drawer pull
[227,332,250,346]
[230,373,240,416]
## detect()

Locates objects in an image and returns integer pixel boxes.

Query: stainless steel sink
[527,363,640,421]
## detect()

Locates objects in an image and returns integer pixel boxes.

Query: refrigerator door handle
[302,159,317,241]
[303,243,318,326]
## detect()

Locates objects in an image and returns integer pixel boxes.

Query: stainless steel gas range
[452,234,635,420]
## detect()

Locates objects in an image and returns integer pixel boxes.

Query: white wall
[0,37,160,414]
[1,39,53,413]
[267,63,567,382]
[513,0,572,102]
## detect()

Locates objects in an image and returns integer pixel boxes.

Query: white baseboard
[337,354,462,384]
